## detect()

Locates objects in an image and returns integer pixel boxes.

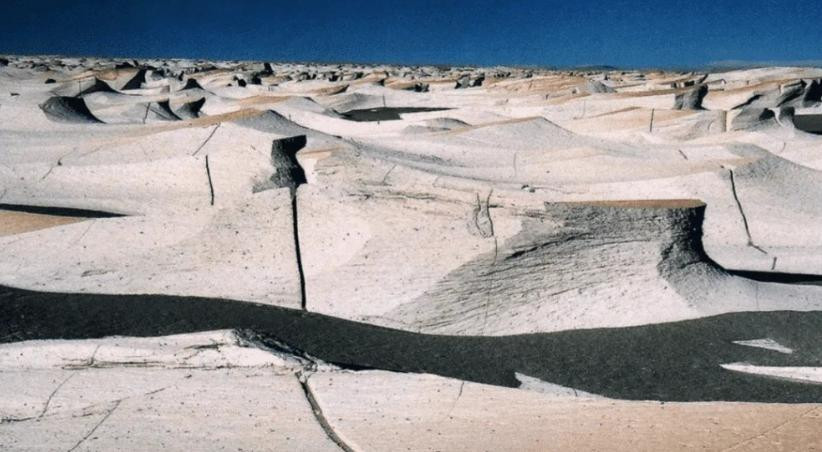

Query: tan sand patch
[0,210,86,237]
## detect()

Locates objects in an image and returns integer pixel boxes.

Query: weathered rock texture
[3,55,822,449]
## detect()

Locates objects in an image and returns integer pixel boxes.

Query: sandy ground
[327,398,822,451]
[0,210,86,236]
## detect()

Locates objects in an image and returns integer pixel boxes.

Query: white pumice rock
[4,58,822,448]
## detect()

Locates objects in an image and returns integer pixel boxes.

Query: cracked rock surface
[0,332,342,451]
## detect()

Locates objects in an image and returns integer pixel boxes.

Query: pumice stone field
[2,55,822,450]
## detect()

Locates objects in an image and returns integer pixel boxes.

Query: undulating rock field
[2,55,822,450]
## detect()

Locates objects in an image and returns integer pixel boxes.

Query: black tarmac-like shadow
[3,285,822,403]
[794,114,822,134]
[340,107,451,122]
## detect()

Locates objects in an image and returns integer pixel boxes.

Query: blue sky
[3,0,821,68]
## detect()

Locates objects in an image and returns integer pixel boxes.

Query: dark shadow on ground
[3,286,822,402]
[340,107,451,122]
[729,269,822,286]
[793,114,822,134]
[0,204,123,218]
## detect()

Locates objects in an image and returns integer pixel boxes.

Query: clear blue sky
[3,0,821,68]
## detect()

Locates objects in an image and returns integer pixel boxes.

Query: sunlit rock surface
[3,55,822,449]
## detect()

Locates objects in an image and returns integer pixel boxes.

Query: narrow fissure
[39,373,75,419]
[298,372,355,452]
[292,191,308,311]
[205,155,215,206]
[191,124,220,156]
[66,399,121,452]
[260,135,310,311]
[728,169,767,255]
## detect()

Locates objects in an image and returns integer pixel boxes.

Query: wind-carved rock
[585,79,615,94]
[268,135,307,193]
[75,78,117,96]
[251,135,309,308]
[728,107,776,130]
[731,79,822,110]
[180,78,204,91]
[253,135,308,193]
[455,74,485,89]
[121,68,148,90]
[172,97,205,119]
[674,84,708,110]
[388,199,724,335]
[776,106,795,127]
[40,96,103,124]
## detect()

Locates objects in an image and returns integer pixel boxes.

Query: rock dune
[2,54,822,449]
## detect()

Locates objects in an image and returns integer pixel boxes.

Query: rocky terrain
[2,54,822,450]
